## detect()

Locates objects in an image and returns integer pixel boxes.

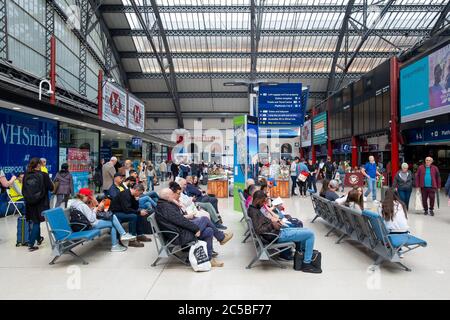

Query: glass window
[59,123,99,193]
[382,92,391,129]
[376,94,383,131]
[369,97,376,132]
[363,101,370,135]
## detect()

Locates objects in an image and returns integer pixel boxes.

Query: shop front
[331,140,352,163]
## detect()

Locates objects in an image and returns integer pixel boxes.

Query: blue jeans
[277,227,315,263]
[364,177,377,200]
[398,189,412,210]
[29,222,41,248]
[192,216,225,259]
[144,191,159,203]
[139,196,156,210]
[147,177,154,191]
[114,212,143,236]
[93,215,126,246]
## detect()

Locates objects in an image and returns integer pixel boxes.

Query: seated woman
[243,178,256,199]
[247,190,321,274]
[335,186,364,212]
[319,179,330,198]
[245,184,260,209]
[70,188,136,252]
[380,188,409,234]
[271,197,303,228]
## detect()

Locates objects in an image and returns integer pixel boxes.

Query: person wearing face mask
[247,190,321,273]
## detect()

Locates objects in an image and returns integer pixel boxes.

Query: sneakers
[28,246,39,252]
[128,240,144,248]
[111,244,127,252]
[424,210,428,215]
[219,232,233,245]
[215,223,228,230]
[301,262,322,274]
[430,210,435,216]
[210,258,224,267]
[212,250,219,258]
[37,236,44,245]
[363,196,368,202]
[373,200,380,206]
[137,235,152,242]
[120,233,136,242]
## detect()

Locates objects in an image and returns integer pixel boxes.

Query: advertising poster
[67,148,90,172]
[247,116,259,181]
[313,112,327,145]
[301,120,312,147]
[72,172,90,194]
[0,108,58,178]
[233,115,246,211]
[400,42,450,123]
[102,81,127,127]
[128,95,145,133]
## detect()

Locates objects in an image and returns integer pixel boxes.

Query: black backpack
[22,173,45,205]
[69,207,92,232]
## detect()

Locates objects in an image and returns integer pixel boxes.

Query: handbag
[414,188,424,211]
[189,240,211,272]
[96,210,113,220]
[297,173,308,183]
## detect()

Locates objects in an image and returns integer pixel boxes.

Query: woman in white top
[70,189,136,251]
[380,188,410,233]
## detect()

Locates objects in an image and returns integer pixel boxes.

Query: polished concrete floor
[1,183,449,300]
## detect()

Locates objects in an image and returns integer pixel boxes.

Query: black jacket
[186,183,202,197]
[247,204,279,243]
[110,189,139,215]
[155,199,199,246]
[23,171,53,223]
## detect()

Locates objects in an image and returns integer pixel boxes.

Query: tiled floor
[1,183,449,300]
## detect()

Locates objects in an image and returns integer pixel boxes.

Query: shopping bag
[414,189,423,212]
[189,240,211,272]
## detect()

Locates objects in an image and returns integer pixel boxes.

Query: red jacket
[415,165,441,189]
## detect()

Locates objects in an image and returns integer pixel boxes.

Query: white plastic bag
[414,189,423,212]
[189,240,211,272]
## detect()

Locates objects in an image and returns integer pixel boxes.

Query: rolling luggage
[16,216,31,247]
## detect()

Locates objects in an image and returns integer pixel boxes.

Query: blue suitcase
[16,216,31,247]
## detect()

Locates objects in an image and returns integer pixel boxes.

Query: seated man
[156,188,231,267]
[110,183,151,247]
[107,173,125,199]
[70,188,135,252]
[325,179,340,201]
[176,177,226,230]
[185,175,220,215]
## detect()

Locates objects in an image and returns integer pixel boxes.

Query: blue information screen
[258,83,304,127]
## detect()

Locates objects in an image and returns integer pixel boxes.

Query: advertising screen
[400,42,450,123]
[313,112,327,145]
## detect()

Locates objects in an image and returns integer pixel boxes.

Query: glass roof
[120,0,448,76]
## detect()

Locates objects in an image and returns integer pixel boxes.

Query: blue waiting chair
[43,207,101,265]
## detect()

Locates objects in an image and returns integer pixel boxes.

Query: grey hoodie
[54,171,73,195]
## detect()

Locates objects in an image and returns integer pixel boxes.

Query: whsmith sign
[0,108,58,178]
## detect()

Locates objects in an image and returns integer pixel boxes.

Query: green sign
[313,112,327,145]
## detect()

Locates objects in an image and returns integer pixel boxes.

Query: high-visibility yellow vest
[9,181,23,202]
[41,166,48,174]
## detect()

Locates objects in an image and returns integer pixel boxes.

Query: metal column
[0,0,7,59]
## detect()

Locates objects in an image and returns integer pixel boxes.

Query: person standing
[393,163,414,211]
[171,161,179,181]
[415,157,441,216]
[102,157,118,196]
[40,158,48,174]
[53,163,73,208]
[138,160,147,187]
[146,163,156,191]
[119,160,133,178]
[306,159,318,193]
[361,155,382,203]
[290,157,300,196]
[324,156,334,180]
[159,160,167,182]
[444,174,450,206]
[22,157,53,252]
[93,159,104,193]
[296,158,310,197]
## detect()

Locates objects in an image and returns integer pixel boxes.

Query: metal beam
[335,0,395,91]
[121,50,396,59]
[430,0,450,36]
[0,0,7,60]
[136,91,327,99]
[101,4,446,13]
[327,0,355,95]
[128,72,364,80]
[250,0,257,81]
[146,112,251,119]
[88,0,129,88]
[129,0,183,127]
[110,28,428,37]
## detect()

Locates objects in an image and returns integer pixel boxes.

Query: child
[271,197,303,228]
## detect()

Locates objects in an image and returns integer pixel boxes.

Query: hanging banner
[301,120,312,147]
[102,81,127,127]
[234,115,247,211]
[313,112,328,145]
[0,107,58,178]
[128,94,145,133]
